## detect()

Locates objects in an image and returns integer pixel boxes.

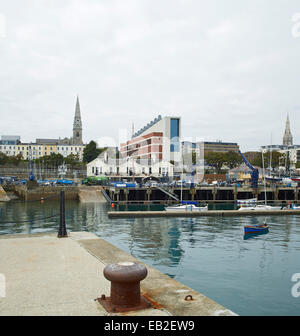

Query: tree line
[0,141,107,167]
[202,150,289,173]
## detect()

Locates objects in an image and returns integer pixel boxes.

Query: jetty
[103,185,300,204]
[108,209,300,218]
[0,232,236,316]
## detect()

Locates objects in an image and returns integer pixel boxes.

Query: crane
[238,150,259,188]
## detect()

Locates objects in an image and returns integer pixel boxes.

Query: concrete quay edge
[0,231,237,316]
[76,233,237,316]
[108,210,300,218]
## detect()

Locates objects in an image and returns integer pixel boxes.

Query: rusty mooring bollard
[98,261,151,312]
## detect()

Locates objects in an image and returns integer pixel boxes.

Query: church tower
[283,114,293,147]
[72,95,83,145]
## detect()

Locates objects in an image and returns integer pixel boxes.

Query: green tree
[248,151,283,168]
[224,151,243,169]
[83,141,107,163]
[7,154,23,166]
[0,153,9,165]
[65,153,80,167]
[36,153,64,166]
[205,152,227,173]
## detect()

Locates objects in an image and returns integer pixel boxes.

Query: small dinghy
[244,224,269,234]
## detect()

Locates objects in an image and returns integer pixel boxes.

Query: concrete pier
[0,232,236,316]
[108,209,300,218]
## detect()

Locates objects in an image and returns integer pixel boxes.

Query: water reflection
[243,230,269,240]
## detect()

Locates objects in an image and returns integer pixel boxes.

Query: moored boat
[165,202,208,212]
[236,198,257,205]
[238,205,281,211]
[244,224,269,234]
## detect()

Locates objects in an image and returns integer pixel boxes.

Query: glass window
[170,118,180,152]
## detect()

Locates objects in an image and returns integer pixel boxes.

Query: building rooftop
[36,139,61,145]
[132,115,162,138]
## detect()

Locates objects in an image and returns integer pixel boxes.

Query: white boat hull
[238,205,281,211]
[165,204,208,212]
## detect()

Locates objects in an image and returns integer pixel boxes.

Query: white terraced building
[87,155,174,178]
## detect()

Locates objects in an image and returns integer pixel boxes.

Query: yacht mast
[262,150,267,205]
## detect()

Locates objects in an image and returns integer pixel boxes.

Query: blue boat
[243,230,269,240]
[244,224,269,234]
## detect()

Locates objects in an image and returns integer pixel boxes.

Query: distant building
[228,163,263,183]
[0,135,20,145]
[87,149,174,178]
[182,140,239,156]
[0,97,85,161]
[120,115,181,163]
[283,114,293,146]
[56,144,84,161]
[261,115,299,168]
[261,145,287,153]
[36,96,84,146]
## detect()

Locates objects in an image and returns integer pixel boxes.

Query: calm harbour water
[1,200,300,316]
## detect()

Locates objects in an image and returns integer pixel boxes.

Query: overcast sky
[1,0,300,151]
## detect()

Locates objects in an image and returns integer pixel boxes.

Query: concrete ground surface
[0,232,237,316]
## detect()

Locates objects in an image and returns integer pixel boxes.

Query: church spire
[72,95,83,145]
[283,114,293,146]
[73,95,82,129]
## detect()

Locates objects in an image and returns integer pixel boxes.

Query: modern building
[0,136,21,157]
[203,141,240,154]
[0,135,20,145]
[182,140,239,156]
[120,115,181,163]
